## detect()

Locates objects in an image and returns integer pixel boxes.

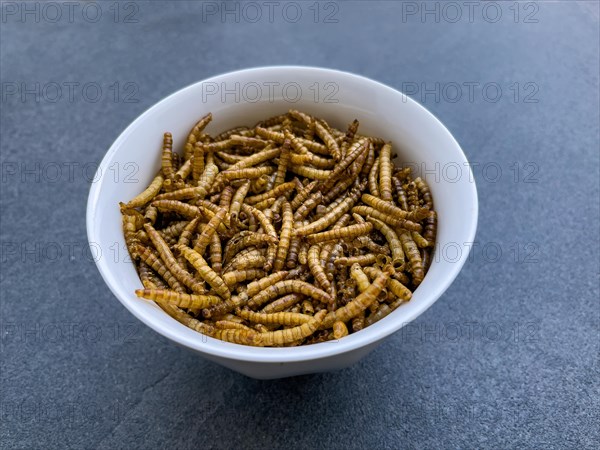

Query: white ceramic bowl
[87,66,478,379]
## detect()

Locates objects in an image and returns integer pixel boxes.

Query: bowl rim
[87,65,478,363]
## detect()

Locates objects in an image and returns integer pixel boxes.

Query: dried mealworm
[273,201,293,272]
[161,132,175,179]
[392,176,410,211]
[333,321,349,339]
[315,120,341,161]
[135,289,221,311]
[124,173,163,209]
[193,206,228,255]
[135,245,186,293]
[361,194,429,222]
[398,231,424,285]
[368,156,380,197]
[258,310,327,346]
[144,224,205,293]
[352,205,422,232]
[367,217,404,268]
[209,233,222,275]
[414,177,433,209]
[305,222,373,244]
[308,244,332,292]
[244,181,296,205]
[222,269,266,287]
[320,266,392,329]
[236,309,313,326]
[184,113,213,160]
[378,143,393,202]
[294,186,362,237]
[247,280,332,309]
[334,254,377,267]
[176,245,231,300]
[363,266,412,302]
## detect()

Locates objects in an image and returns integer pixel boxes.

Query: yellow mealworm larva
[229,180,251,218]
[289,180,318,210]
[218,185,234,211]
[360,141,376,177]
[230,135,268,149]
[219,166,274,182]
[251,174,270,194]
[363,266,412,302]
[305,222,373,244]
[308,244,332,292]
[222,269,266,287]
[352,311,365,332]
[209,233,222,275]
[135,289,221,311]
[175,157,193,181]
[301,299,315,315]
[176,245,231,300]
[340,119,360,157]
[352,206,422,232]
[379,143,393,202]
[122,213,141,258]
[194,162,219,197]
[365,304,392,326]
[138,261,168,290]
[414,176,434,209]
[246,271,289,297]
[289,165,332,181]
[240,204,276,238]
[135,245,186,293]
[224,147,280,172]
[244,181,296,205]
[320,266,392,329]
[201,293,248,319]
[334,254,377,267]
[322,176,355,204]
[368,156,380,197]
[151,200,200,219]
[273,201,293,272]
[144,224,206,293]
[422,210,437,246]
[361,194,429,222]
[214,321,255,332]
[399,231,424,285]
[257,310,327,346]
[350,263,371,293]
[161,132,175,179]
[391,176,410,211]
[192,144,205,182]
[411,231,430,248]
[315,120,341,161]
[184,113,213,160]
[260,293,303,314]
[333,321,349,339]
[320,138,368,191]
[294,186,362,237]
[293,191,322,222]
[236,309,312,326]
[298,241,309,266]
[176,217,201,267]
[367,217,404,268]
[193,206,228,255]
[274,136,291,187]
[247,280,332,309]
[143,205,158,224]
[124,173,163,209]
[223,232,277,263]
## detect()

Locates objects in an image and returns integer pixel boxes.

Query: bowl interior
[87,67,477,363]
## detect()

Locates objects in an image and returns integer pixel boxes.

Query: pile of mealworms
[120,110,437,347]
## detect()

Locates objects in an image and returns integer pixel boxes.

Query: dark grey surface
[1,1,599,448]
